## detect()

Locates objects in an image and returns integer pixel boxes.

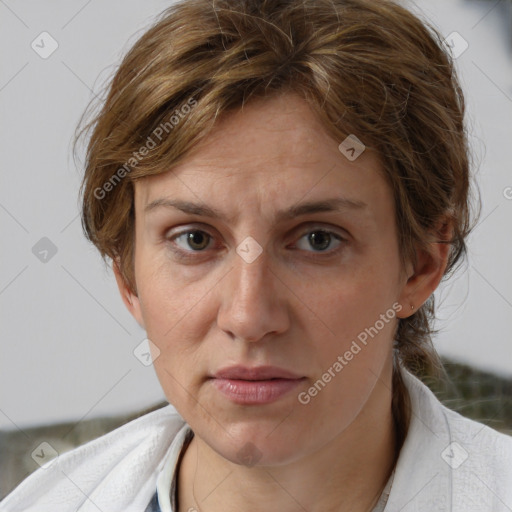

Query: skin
[114,92,450,512]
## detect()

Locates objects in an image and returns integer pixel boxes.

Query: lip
[210,365,306,405]
[212,365,303,380]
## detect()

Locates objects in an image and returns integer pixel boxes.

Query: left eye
[295,229,343,253]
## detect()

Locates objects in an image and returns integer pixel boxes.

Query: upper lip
[212,365,304,380]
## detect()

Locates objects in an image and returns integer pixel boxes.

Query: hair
[77,0,479,450]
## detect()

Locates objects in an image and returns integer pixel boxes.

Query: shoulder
[435,388,512,504]
[440,394,512,455]
[404,368,512,457]
[0,404,187,512]
[387,367,512,512]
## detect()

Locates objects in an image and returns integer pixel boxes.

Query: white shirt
[148,425,394,511]
[1,367,511,511]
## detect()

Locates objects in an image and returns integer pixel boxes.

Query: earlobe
[112,259,146,329]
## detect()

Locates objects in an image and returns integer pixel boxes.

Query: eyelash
[165,225,347,261]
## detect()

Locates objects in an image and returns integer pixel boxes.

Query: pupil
[188,231,208,250]
[309,231,330,251]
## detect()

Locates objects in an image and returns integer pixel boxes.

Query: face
[117,93,422,466]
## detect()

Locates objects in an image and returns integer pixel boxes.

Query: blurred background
[1,0,511,500]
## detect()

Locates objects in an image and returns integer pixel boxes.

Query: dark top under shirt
[144,428,194,512]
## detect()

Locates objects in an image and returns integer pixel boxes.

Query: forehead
[134,93,388,220]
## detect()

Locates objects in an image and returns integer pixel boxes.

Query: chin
[200,419,311,467]
[225,437,303,468]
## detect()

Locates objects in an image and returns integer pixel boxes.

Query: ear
[113,259,145,329]
[397,218,453,319]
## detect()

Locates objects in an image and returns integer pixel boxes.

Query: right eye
[169,229,213,251]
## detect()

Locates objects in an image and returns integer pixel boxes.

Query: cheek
[135,248,198,335]
[134,256,215,394]
[310,268,400,348]
[139,280,204,355]
[301,268,400,402]
[139,273,207,409]
[299,305,397,434]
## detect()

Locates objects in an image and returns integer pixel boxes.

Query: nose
[216,245,290,343]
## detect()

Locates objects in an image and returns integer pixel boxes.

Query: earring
[410,304,415,310]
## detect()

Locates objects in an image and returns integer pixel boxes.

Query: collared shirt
[143,425,395,512]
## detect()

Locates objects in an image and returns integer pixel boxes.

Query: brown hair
[77,0,479,446]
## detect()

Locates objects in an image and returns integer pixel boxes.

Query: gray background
[1,0,511,430]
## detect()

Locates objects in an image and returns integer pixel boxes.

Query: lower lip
[211,378,305,405]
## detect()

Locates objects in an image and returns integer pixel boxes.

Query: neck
[178,366,399,512]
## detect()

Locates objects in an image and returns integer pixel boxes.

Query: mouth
[209,365,306,405]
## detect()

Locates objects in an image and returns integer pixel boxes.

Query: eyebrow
[144,196,367,223]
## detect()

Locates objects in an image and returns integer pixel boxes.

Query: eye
[165,225,347,261]
[294,228,345,254]
[171,229,213,253]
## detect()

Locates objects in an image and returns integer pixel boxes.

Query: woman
[2,0,511,511]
